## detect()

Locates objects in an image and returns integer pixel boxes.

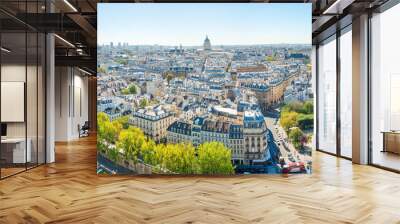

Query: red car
[282,162,306,173]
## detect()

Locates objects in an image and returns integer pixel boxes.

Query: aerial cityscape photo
[97,4,313,175]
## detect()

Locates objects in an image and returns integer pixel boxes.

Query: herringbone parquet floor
[1,136,400,224]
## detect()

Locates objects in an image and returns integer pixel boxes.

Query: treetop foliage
[97,113,234,175]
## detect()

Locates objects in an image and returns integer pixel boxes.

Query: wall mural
[97,3,313,175]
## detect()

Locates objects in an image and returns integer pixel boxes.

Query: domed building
[203,35,211,51]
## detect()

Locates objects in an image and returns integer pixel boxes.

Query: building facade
[243,111,269,162]
[129,106,175,142]
[166,109,269,165]
[241,73,298,114]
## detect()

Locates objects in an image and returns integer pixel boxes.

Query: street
[264,108,312,173]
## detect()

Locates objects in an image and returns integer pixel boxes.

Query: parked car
[282,162,306,174]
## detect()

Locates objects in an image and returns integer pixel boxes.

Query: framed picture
[97,3,312,175]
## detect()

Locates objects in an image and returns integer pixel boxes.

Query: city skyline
[97,43,313,175]
[101,41,311,47]
[98,3,311,46]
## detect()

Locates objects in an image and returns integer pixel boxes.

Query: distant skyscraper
[110,42,114,48]
[203,35,211,51]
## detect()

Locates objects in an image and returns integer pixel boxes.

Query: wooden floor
[372,150,400,171]
[0,167,26,178]
[1,136,400,224]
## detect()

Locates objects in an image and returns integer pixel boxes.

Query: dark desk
[382,131,400,154]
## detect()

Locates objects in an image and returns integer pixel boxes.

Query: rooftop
[133,106,172,121]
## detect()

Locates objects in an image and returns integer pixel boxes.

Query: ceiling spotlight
[63,0,78,12]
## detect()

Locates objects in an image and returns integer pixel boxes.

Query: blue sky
[98,3,311,46]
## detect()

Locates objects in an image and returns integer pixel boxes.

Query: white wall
[55,67,89,141]
[55,66,70,141]
[1,65,26,138]
[71,73,89,138]
[1,63,46,164]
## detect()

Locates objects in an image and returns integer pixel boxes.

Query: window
[0,1,46,179]
[318,36,337,154]
[370,4,400,171]
[340,28,352,158]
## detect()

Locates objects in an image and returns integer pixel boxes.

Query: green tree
[97,112,126,163]
[304,57,311,65]
[128,85,137,94]
[302,101,313,114]
[97,141,106,153]
[280,101,313,132]
[152,144,166,168]
[151,143,198,174]
[266,55,275,62]
[97,112,109,127]
[115,116,130,129]
[106,146,120,163]
[285,101,303,113]
[280,111,299,132]
[283,101,313,114]
[115,58,127,65]
[141,139,157,165]
[197,142,234,175]
[97,66,107,74]
[116,127,146,163]
[121,84,137,95]
[139,98,148,108]
[169,143,198,174]
[298,113,313,130]
[166,73,174,84]
[97,112,109,153]
[289,127,307,150]
[105,121,119,144]
[121,88,129,95]
[97,112,119,144]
